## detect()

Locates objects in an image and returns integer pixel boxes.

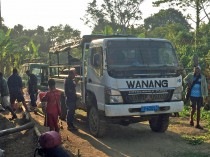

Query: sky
[1,0,168,35]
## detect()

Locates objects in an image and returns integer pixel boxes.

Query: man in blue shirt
[184,65,208,129]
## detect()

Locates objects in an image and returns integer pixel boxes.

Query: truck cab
[85,37,183,136]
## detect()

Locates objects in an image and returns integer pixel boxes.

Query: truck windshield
[106,40,178,68]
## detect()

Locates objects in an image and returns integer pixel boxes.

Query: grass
[169,152,209,157]
[178,105,210,145]
[181,135,206,145]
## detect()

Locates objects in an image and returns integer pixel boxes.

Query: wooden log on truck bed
[0,122,34,137]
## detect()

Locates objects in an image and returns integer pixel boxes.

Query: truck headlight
[171,86,183,100]
[105,88,123,104]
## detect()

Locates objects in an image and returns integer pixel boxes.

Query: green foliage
[182,134,206,145]
[179,105,191,117]
[180,106,210,123]
[103,25,114,35]
[0,29,13,76]
[143,8,210,72]
[30,40,39,58]
[153,0,210,49]
[0,24,81,77]
[179,106,210,146]
[170,151,209,157]
[48,24,80,46]
[82,0,144,34]
[144,8,191,32]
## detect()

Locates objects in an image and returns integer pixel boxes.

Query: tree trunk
[195,0,201,49]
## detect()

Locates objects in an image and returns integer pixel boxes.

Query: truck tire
[149,114,169,132]
[88,106,106,137]
[60,93,67,120]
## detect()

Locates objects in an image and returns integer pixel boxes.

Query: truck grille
[121,89,173,103]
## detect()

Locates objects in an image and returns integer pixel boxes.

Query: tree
[144,8,191,32]
[144,9,191,44]
[195,23,210,63]
[0,28,26,76]
[103,25,114,35]
[0,29,11,75]
[36,26,45,35]
[153,0,210,46]
[32,26,49,57]
[82,0,144,34]
[10,24,24,38]
[143,8,196,71]
[47,24,80,46]
[0,21,83,75]
[91,19,112,34]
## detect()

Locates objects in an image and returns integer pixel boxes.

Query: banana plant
[0,29,12,75]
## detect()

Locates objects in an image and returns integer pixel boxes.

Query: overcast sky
[1,0,169,35]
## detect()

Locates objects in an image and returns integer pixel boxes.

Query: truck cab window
[90,47,103,76]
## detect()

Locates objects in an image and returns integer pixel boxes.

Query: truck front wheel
[149,114,169,132]
[88,106,106,137]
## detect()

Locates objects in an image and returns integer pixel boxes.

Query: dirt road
[1,110,210,157]
[63,114,210,157]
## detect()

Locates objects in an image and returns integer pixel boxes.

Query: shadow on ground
[70,113,210,157]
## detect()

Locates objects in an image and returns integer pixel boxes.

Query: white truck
[47,35,183,137]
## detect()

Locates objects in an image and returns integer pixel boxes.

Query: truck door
[87,46,105,110]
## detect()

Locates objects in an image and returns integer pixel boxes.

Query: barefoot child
[41,79,61,132]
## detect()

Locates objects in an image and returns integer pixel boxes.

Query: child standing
[41,79,61,132]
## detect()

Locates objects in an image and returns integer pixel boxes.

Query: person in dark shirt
[64,70,77,131]
[0,72,17,120]
[26,70,38,108]
[7,68,29,111]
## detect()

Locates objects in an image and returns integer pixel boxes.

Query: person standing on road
[7,68,29,111]
[41,79,61,132]
[64,70,77,131]
[0,72,17,120]
[184,65,208,129]
[26,70,38,110]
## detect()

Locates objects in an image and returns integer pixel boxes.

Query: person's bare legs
[195,107,203,129]
[11,102,16,111]
[190,106,196,126]
[22,101,30,112]
[6,106,17,120]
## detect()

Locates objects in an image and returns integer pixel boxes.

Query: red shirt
[42,89,61,115]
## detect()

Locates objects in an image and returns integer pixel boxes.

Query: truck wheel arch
[86,91,107,137]
[86,91,97,112]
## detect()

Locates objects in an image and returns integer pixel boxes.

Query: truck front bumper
[105,101,183,117]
